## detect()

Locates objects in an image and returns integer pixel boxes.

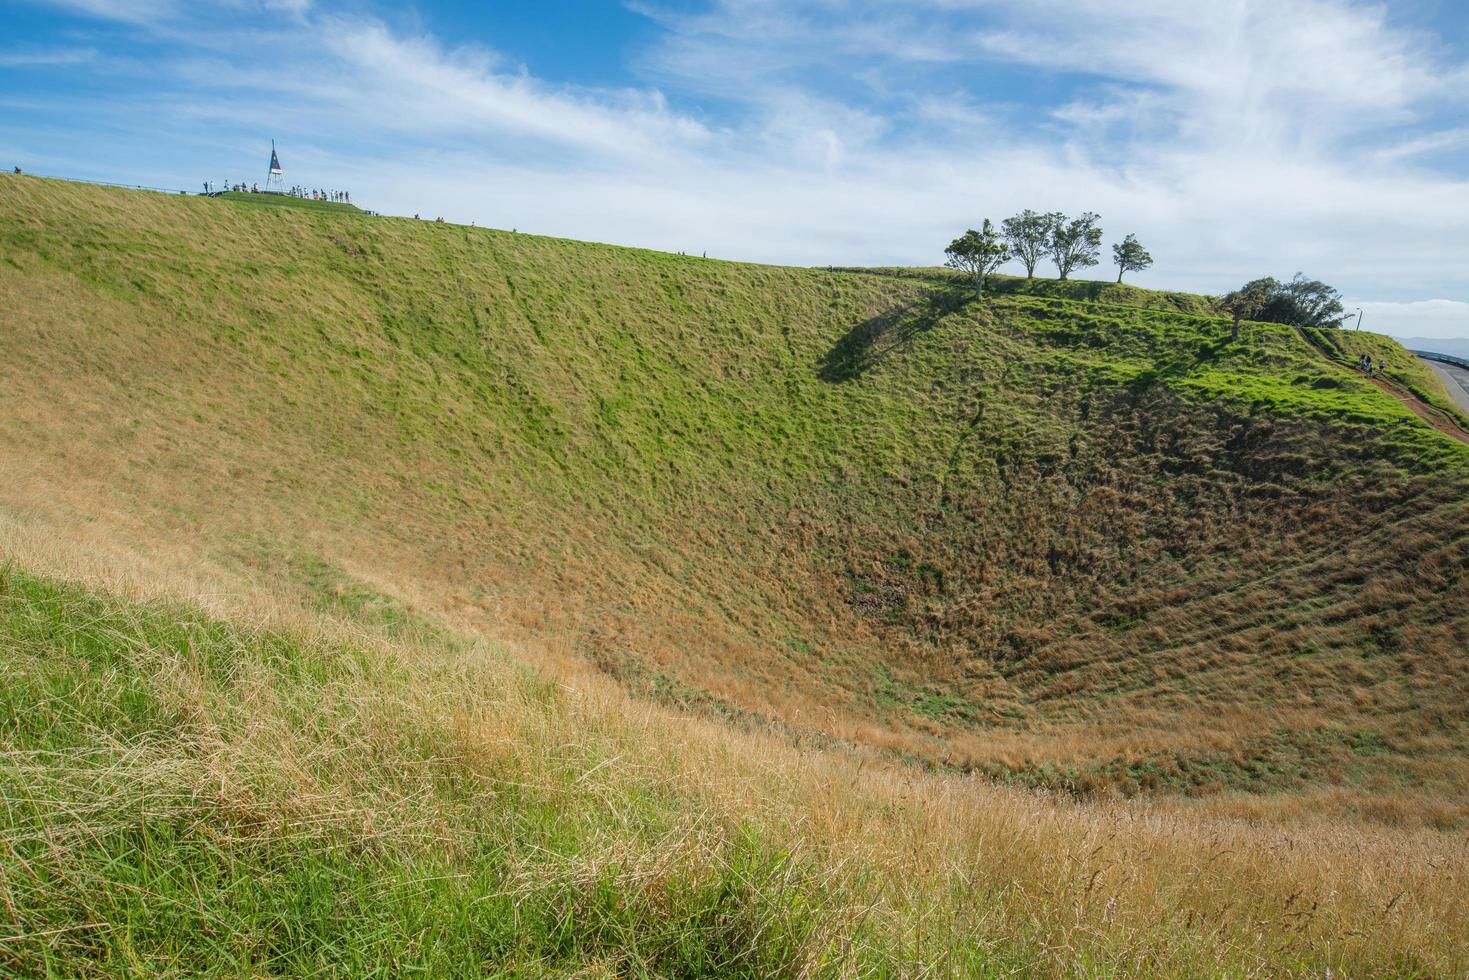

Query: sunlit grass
[2,566,1465,975]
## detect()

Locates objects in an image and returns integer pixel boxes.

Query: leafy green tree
[1223,274,1347,333]
[1268,273,1348,328]
[945,221,1011,300]
[1111,233,1153,283]
[1001,210,1058,279]
[1049,212,1103,280]
[1218,277,1274,341]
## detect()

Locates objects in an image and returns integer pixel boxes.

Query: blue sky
[3,0,1468,339]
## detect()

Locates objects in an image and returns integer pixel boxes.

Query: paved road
[1419,357,1469,416]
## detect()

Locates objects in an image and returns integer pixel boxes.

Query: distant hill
[1,173,1467,975]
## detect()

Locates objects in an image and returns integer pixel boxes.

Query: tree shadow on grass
[818,284,971,383]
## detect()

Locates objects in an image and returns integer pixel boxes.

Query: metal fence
[10,171,194,195]
[1410,350,1469,369]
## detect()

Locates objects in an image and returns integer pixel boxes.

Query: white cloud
[967,0,1447,139]
[1348,299,1469,342]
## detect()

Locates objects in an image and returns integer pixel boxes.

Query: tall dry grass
[2,512,1465,976]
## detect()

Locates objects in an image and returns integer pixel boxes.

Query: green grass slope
[2,173,1467,811]
[5,564,1465,976]
[0,567,866,976]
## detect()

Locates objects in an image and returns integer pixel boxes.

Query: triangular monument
[265,140,285,193]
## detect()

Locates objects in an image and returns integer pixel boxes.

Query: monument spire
[265,139,284,193]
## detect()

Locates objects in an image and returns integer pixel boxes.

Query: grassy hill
[2,173,1467,974]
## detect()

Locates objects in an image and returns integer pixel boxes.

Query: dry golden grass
[2,511,1465,975]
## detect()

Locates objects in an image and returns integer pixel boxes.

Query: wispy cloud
[1373,128,1469,165]
[31,0,177,25]
[0,46,96,67]
[309,21,710,163]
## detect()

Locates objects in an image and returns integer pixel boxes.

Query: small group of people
[1359,354,1383,378]
[204,180,263,194]
[201,180,352,203]
[290,186,350,203]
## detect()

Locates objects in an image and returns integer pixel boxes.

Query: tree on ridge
[1049,212,1103,280]
[945,221,1011,301]
[1220,274,1348,338]
[1268,273,1348,329]
[1001,210,1059,279]
[1112,233,1153,283]
[1219,278,1274,341]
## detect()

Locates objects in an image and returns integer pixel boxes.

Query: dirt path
[1295,328,1469,447]
[1363,374,1469,445]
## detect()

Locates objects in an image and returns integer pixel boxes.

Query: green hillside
[1,172,1467,973]
[3,172,1467,799]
